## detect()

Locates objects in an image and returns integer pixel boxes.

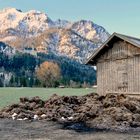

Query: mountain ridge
[0,7,110,63]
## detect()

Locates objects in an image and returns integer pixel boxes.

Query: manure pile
[1,93,140,131]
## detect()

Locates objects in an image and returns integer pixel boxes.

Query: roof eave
[85,32,116,65]
[85,32,140,65]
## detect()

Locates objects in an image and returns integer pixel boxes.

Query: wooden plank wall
[97,40,140,95]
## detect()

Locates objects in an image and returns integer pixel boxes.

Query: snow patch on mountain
[0,8,54,37]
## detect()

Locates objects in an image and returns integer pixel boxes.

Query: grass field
[0,88,96,108]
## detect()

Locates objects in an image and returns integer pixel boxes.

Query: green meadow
[0,88,96,108]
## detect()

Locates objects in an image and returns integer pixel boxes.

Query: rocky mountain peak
[71,20,109,42]
[0,7,110,63]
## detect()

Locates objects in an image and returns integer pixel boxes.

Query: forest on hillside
[0,52,96,87]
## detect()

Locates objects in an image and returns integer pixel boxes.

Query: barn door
[117,59,128,92]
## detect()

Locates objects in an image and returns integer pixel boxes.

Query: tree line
[0,52,96,87]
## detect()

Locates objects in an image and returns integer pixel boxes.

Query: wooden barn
[86,32,140,95]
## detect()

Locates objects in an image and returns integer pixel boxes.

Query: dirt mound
[1,93,140,131]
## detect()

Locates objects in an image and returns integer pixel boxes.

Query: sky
[0,0,140,37]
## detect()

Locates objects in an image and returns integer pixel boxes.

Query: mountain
[0,41,15,55]
[0,8,110,63]
[0,7,110,87]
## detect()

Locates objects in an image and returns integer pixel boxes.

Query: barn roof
[86,32,140,65]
